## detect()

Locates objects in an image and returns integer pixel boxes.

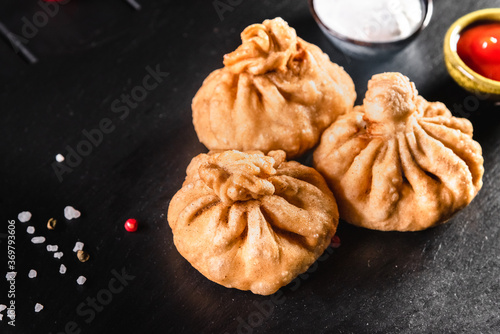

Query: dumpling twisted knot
[364,73,418,124]
[223,17,297,75]
[199,150,285,204]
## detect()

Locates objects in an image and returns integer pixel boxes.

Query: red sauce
[457,22,500,81]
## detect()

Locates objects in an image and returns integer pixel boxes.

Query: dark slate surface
[1,0,500,333]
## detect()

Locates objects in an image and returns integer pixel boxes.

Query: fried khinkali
[192,17,356,159]
[314,72,484,231]
[168,150,338,295]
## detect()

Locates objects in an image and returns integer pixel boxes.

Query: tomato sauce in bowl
[457,22,500,82]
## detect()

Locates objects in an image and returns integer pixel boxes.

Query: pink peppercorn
[124,219,138,232]
[331,235,341,248]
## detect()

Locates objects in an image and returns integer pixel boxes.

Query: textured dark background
[1,0,500,333]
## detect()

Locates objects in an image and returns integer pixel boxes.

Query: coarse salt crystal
[64,206,81,220]
[55,154,65,162]
[54,252,63,259]
[59,264,67,274]
[34,303,43,312]
[31,236,46,244]
[6,272,16,280]
[73,241,84,252]
[46,245,58,252]
[28,270,37,278]
[77,276,86,285]
[18,211,31,223]
[0,304,6,312]
[27,226,35,234]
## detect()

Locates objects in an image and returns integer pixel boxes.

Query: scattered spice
[18,211,32,223]
[77,250,90,262]
[124,218,138,232]
[5,272,16,280]
[46,245,58,252]
[55,154,65,162]
[64,206,81,220]
[47,218,57,230]
[23,209,93,304]
[31,236,46,244]
[28,269,37,278]
[73,241,84,252]
[76,276,87,285]
[331,235,341,249]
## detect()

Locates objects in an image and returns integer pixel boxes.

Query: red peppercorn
[124,218,138,232]
[331,235,341,248]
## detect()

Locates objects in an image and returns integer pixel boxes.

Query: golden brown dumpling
[192,17,356,159]
[168,150,338,295]
[314,72,484,231]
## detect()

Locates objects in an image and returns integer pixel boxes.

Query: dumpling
[313,72,484,231]
[168,150,338,295]
[192,17,356,159]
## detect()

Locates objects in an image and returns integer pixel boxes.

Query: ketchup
[457,22,500,81]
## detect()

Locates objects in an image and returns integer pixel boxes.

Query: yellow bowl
[443,8,500,99]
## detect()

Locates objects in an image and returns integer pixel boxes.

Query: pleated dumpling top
[168,150,338,295]
[314,72,484,231]
[192,17,356,159]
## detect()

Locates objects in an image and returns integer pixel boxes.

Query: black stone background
[1,0,500,333]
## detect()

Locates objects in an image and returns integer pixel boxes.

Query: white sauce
[314,0,423,42]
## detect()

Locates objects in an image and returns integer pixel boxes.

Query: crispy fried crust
[168,150,338,295]
[192,17,356,159]
[314,73,484,231]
